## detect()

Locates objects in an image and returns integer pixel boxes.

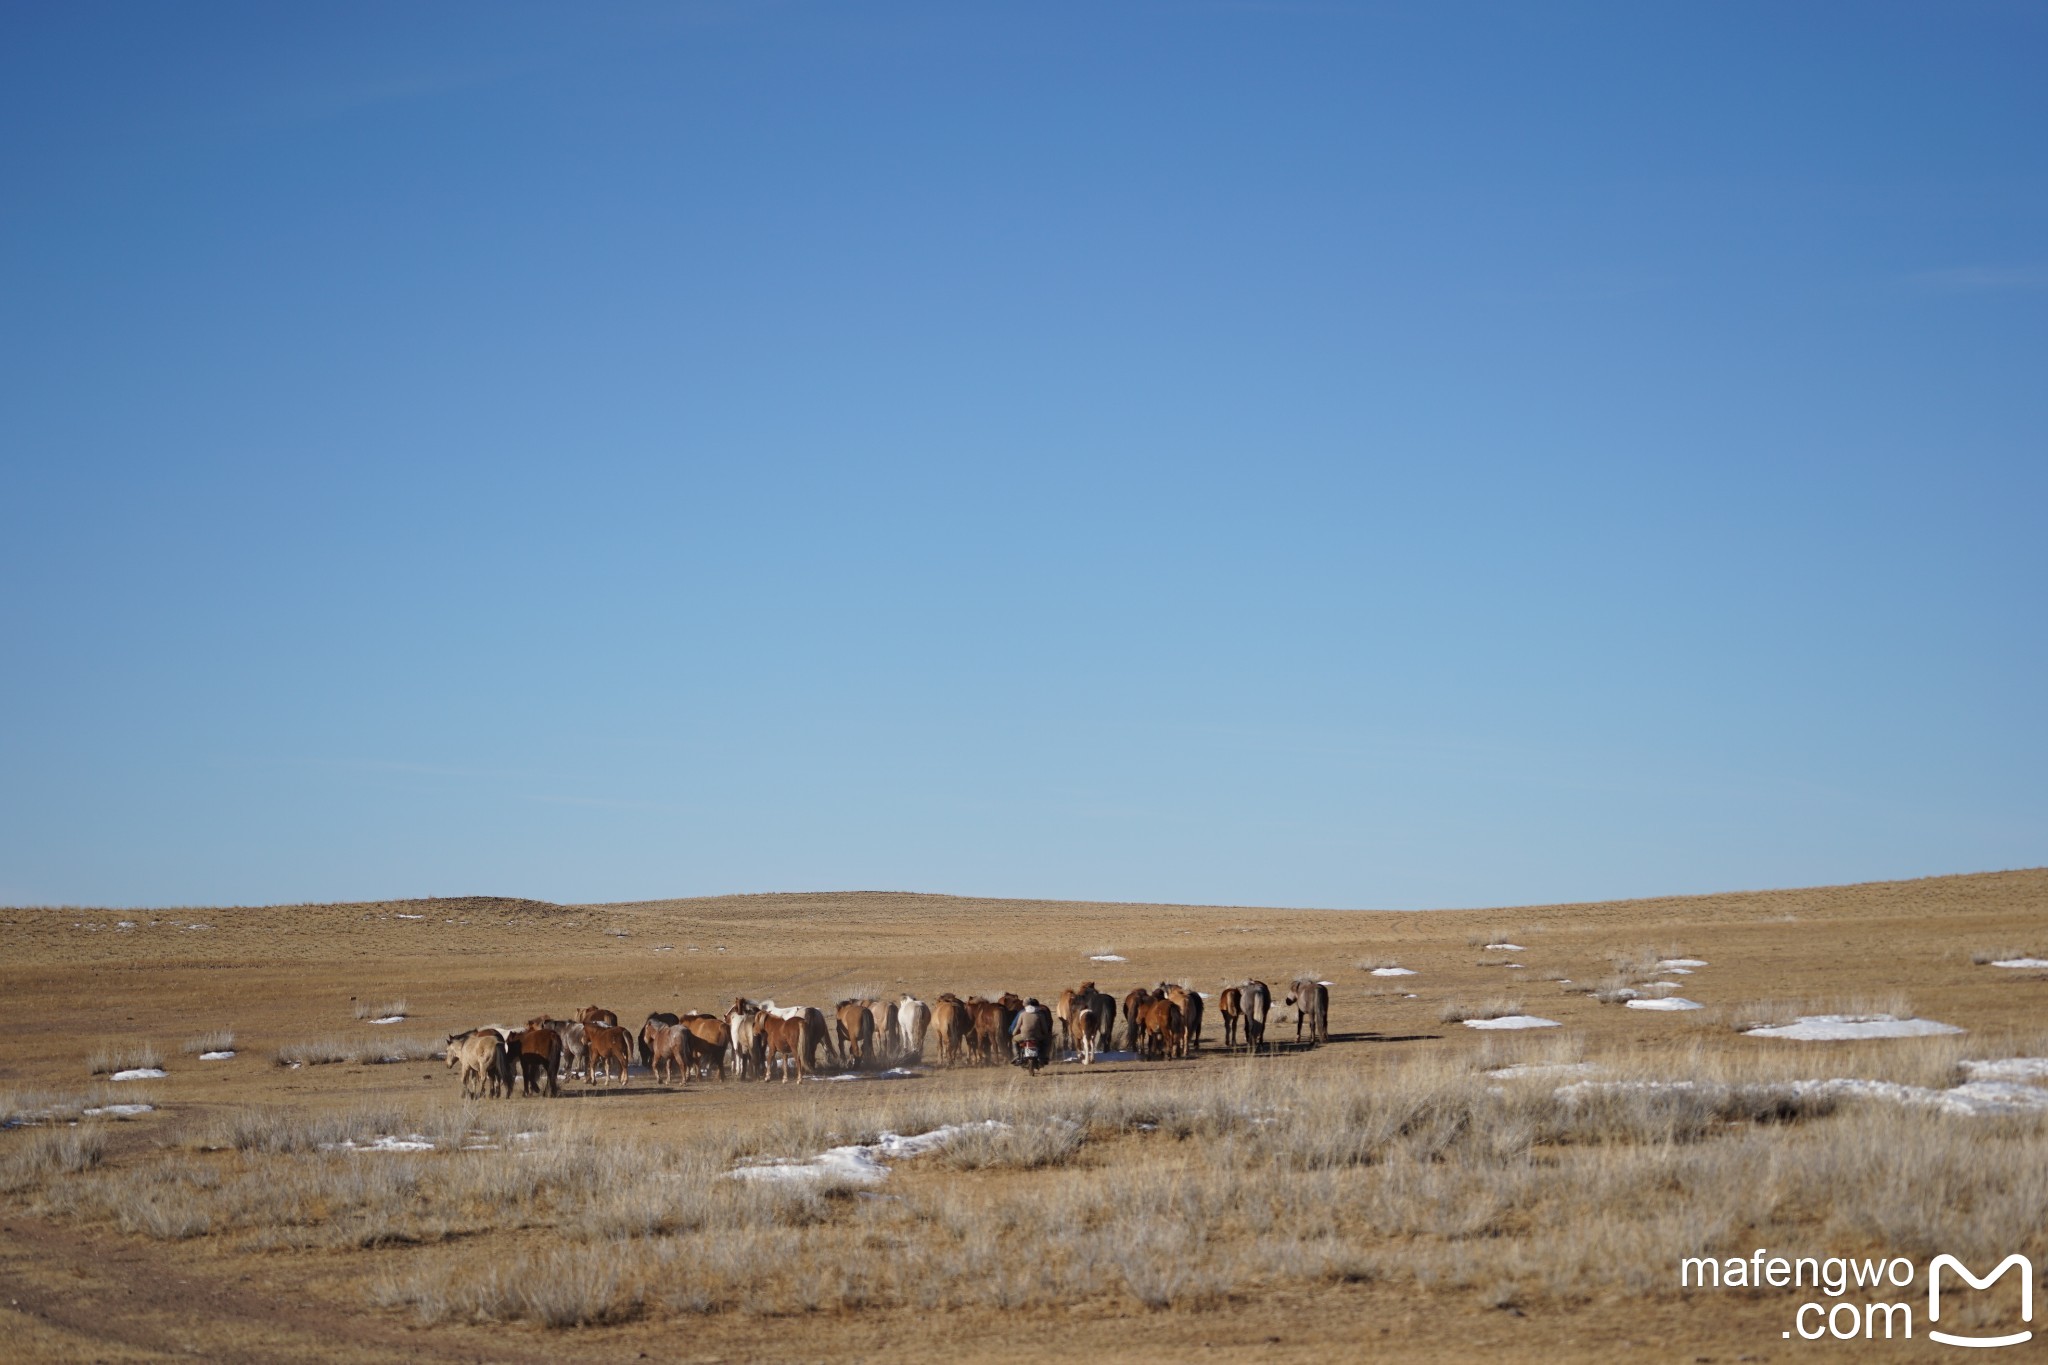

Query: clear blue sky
[3,3,2042,910]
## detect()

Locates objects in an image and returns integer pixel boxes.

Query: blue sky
[3,3,2042,910]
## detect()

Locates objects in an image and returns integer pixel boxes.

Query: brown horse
[680,1013,730,1080]
[1218,986,1244,1048]
[1136,997,1185,1060]
[646,1022,690,1085]
[931,995,972,1066]
[1166,985,1205,1052]
[637,1012,679,1066]
[1122,988,1150,1051]
[836,1001,875,1068]
[511,1025,562,1096]
[759,1014,806,1083]
[585,1023,632,1085]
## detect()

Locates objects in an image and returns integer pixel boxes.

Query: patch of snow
[1659,958,1708,969]
[1989,958,2048,969]
[394,913,425,920]
[1486,1062,1598,1080]
[326,1134,436,1153]
[1463,1015,1561,1030]
[110,1068,167,1081]
[1663,967,1694,975]
[366,1015,406,1025]
[1504,963,1525,969]
[1559,1075,2048,1119]
[116,921,136,930]
[1403,993,1418,999]
[1485,943,1526,952]
[184,924,212,931]
[81,1103,154,1117]
[814,1068,920,1082]
[1089,954,1126,962]
[199,1050,236,1061]
[1960,1057,2048,1084]
[1370,967,1416,977]
[729,1121,1007,1185]
[1626,997,1705,1012]
[1746,1014,1962,1041]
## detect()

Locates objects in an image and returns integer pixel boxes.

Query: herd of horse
[444,977,1333,1098]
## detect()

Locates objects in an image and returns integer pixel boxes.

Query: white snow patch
[1504,963,1525,969]
[1463,1015,1561,1031]
[1089,954,1126,962]
[184,924,212,931]
[1486,1062,1597,1080]
[1960,1057,2048,1084]
[366,1015,407,1025]
[116,921,136,930]
[1745,1014,1962,1041]
[1484,943,1526,952]
[1626,997,1704,1012]
[1659,958,1708,969]
[82,1103,155,1117]
[1370,967,1416,977]
[110,1068,167,1081]
[815,1068,920,1083]
[1989,958,2048,969]
[1559,1075,2048,1118]
[729,1122,1007,1185]
[1663,967,1694,975]
[394,913,425,920]
[199,1050,236,1061]
[334,1134,435,1152]
[1403,993,1418,999]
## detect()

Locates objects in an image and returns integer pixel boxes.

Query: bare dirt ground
[4,868,2045,1362]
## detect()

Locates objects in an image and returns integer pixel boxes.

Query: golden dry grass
[2,869,2046,1361]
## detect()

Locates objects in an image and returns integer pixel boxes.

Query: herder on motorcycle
[1010,997,1053,1075]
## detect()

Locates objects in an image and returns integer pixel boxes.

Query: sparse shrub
[353,999,408,1020]
[1439,998,1524,1023]
[85,1040,162,1075]
[0,1126,106,1192]
[181,1028,235,1055]
[274,1036,442,1067]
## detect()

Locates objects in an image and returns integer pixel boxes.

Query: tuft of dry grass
[1727,992,1913,1032]
[276,1036,443,1067]
[353,998,409,1020]
[1438,997,1525,1023]
[181,1028,235,1055]
[0,1126,107,1193]
[85,1040,162,1075]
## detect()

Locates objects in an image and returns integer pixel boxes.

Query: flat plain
[4,868,2046,1362]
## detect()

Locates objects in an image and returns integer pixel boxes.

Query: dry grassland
[2,869,2046,1362]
